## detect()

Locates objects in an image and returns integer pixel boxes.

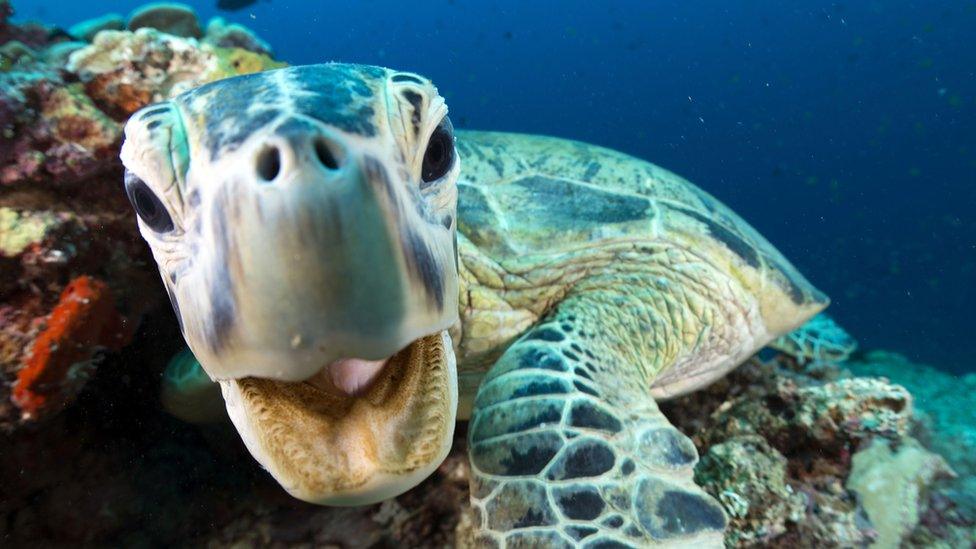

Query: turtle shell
[454,130,820,308]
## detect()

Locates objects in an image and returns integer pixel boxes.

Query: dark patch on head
[525,327,565,342]
[441,214,452,229]
[146,119,162,130]
[177,64,384,160]
[140,105,169,120]
[563,349,580,361]
[401,89,423,137]
[556,486,605,520]
[404,229,444,310]
[203,189,238,352]
[671,206,761,269]
[603,515,625,529]
[547,439,615,480]
[272,116,323,149]
[391,73,424,84]
[570,401,623,433]
[362,155,399,208]
[517,347,568,372]
[574,367,594,381]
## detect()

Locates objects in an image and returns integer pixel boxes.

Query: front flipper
[467,311,727,548]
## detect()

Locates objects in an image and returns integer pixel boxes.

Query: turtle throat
[219,331,458,506]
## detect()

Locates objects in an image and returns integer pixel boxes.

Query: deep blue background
[15,1,976,373]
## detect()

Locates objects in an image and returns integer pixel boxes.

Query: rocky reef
[0,0,281,429]
[0,2,973,547]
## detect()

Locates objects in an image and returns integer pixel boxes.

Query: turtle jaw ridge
[219,330,458,506]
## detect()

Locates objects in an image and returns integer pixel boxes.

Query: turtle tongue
[307,357,389,397]
[219,331,458,506]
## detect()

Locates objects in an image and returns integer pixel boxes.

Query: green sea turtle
[120,63,829,547]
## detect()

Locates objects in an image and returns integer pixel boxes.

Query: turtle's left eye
[125,170,174,233]
[421,116,455,187]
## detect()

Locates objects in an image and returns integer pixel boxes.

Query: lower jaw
[219,330,458,505]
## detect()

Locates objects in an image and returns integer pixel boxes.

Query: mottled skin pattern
[121,64,830,547]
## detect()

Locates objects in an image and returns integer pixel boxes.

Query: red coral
[12,276,131,419]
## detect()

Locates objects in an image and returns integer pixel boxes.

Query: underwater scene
[1,0,974,547]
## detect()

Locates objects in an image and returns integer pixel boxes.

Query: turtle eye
[421,116,455,187]
[125,170,174,233]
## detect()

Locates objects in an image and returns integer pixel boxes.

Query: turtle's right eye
[125,170,174,233]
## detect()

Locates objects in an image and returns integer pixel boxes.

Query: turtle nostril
[314,137,342,170]
[256,146,281,182]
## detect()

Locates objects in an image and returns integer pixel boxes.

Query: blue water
[16,0,976,373]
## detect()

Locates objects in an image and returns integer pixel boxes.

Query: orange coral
[12,276,131,420]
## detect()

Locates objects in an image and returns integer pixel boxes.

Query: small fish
[217,0,259,11]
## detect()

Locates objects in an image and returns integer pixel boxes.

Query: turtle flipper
[467,313,726,548]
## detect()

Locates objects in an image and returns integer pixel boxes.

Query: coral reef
[0,0,281,430]
[0,2,972,547]
[847,436,954,549]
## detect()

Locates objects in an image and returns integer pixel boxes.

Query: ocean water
[16,0,975,374]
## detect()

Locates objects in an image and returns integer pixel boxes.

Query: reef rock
[204,16,272,56]
[0,0,285,430]
[847,437,954,549]
[127,2,201,39]
[695,435,805,546]
[67,27,284,119]
[68,13,125,42]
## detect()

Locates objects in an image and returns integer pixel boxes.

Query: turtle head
[121,64,460,504]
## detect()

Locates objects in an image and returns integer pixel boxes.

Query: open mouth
[219,330,458,506]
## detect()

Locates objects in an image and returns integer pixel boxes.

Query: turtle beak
[219,331,458,505]
[179,118,460,505]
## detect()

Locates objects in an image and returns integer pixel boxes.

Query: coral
[204,16,272,56]
[663,357,940,548]
[0,1,286,431]
[848,351,976,510]
[11,276,129,420]
[0,70,121,186]
[127,2,201,39]
[846,436,954,549]
[68,13,125,42]
[67,27,284,119]
[0,207,59,256]
[695,435,806,546]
